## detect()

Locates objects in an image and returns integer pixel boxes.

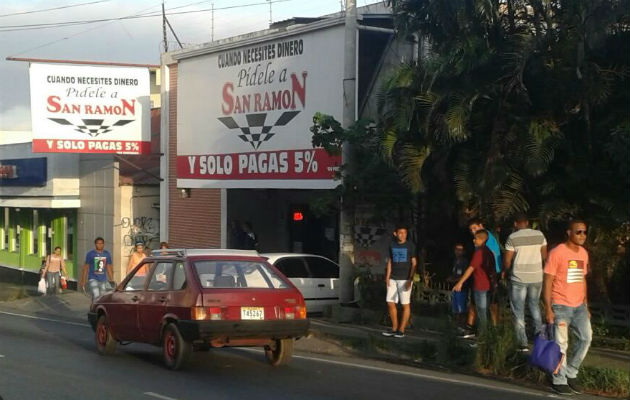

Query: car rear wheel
[95,315,117,355]
[162,324,191,370]
[265,338,294,366]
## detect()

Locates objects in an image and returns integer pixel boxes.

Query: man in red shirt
[543,219,592,395]
[453,230,496,331]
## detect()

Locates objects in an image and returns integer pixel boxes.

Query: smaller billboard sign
[0,158,47,186]
[29,63,151,154]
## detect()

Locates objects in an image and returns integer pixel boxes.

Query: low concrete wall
[0,264,78,290]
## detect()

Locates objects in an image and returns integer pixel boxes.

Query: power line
[0,0,110,18]
[0,0,291,33]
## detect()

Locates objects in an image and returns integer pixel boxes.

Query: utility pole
[162,1,168,52]
[211,3,214,42]
[339,0,357,302]
[267,0,272,25]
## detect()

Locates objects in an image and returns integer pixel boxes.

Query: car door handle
[131,296,139,302]
[158,296,167,303]
[317,284,325,288]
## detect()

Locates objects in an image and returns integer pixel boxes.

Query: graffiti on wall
[354,225,388,268]
[121,216,159,249]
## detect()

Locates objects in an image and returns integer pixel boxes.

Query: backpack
[480,246,498,291]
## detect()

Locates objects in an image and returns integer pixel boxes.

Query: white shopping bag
[37,277,46,294]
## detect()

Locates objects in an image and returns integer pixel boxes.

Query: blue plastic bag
[528,324,564,374]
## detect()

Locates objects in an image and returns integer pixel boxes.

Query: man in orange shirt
[543,219,592,395]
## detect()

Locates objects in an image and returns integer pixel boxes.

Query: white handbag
[37,277,47,294]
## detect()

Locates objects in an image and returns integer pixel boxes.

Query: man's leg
[385,280,399,332]
[87,279,100,301]
[552,304,573,385]
[387,302,398,331]
[473,290,488,331]
[399,281,412,333]
[527,282,543,337]
[565,304,592,379]
[509,281,528,347]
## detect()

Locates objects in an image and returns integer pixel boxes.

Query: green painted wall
[0,208,78,279]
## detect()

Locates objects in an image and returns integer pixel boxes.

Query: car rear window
[194,260,290,289]
[305,257,340,278]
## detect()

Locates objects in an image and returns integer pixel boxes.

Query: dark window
[305,257,339,278]
[123,262,152,291]
[173,262,187,290]
[275,258,309,278]
[147,262,173,291]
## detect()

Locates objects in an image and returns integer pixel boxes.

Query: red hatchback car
[88,249,309,369]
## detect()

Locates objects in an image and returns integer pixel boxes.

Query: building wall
[166,64,222,248]
[118,185,160,274]
[77,155,121,280]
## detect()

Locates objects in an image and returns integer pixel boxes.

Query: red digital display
[293,212,304,221]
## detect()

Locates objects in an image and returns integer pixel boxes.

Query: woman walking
[42,246,68,295]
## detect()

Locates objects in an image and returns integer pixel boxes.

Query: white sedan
[261,253,340,314]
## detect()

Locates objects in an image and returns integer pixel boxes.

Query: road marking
[144,392,179,400]
[242,348,559,399]
[0,310,90,328]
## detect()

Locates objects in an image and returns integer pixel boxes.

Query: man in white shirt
[503,214,547,352]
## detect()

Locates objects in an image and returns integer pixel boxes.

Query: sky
[0,0,375,131]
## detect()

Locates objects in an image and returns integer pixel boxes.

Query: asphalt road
[0,311,567,400]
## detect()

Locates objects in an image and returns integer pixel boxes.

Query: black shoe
[551,384,573,395]
[517,346,529,353]
[393,331,405,338]
[381,330,396,337]
[457,329,475,339]
[567,378,583,394]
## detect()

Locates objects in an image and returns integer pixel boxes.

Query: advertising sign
[29,63,150,154]
[0,158,47,186]
[176,25,344,189]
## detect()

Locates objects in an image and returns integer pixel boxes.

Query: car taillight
[191,306,207,320]
[284,305,306,320]
[208,307,223,320]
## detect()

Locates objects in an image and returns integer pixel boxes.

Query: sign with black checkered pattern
[29,63,151,154]
[176,26,344,189]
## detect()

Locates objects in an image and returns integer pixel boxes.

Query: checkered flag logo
[218,111,300,150]
[48,118,134,137]
[354,226,387,248]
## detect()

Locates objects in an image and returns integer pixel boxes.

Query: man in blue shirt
[468,218,502,327]
[80,237,114,301]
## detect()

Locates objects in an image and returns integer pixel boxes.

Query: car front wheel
[95,315,117,355]
[265,338,294,366]
[162,324,191,370]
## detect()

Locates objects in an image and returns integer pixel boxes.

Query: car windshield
[194,260,290,289]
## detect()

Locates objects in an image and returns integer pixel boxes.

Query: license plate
[241,307,264,320]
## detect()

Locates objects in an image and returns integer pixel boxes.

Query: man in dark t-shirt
[382,225,417,338]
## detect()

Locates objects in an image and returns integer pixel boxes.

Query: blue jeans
[46,271,61,295]
[552,303,592,385]
[473,290,488,330]
[88,279,109,301]
[509,281,543,347]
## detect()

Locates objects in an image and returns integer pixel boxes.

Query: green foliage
[310,113,415,222]
[379,0,629,302]
[474,320,519,375]
[579,366,630,398]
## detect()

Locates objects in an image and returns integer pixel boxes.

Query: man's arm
[385,258,392,287]
[543,272,554,324]
[406,257,418,290]
[453,266,474,292]
[502,250,515,280]
[541,245,548,263]
[107,264,114,283]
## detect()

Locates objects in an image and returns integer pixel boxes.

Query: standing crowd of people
[381,216,592,395]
